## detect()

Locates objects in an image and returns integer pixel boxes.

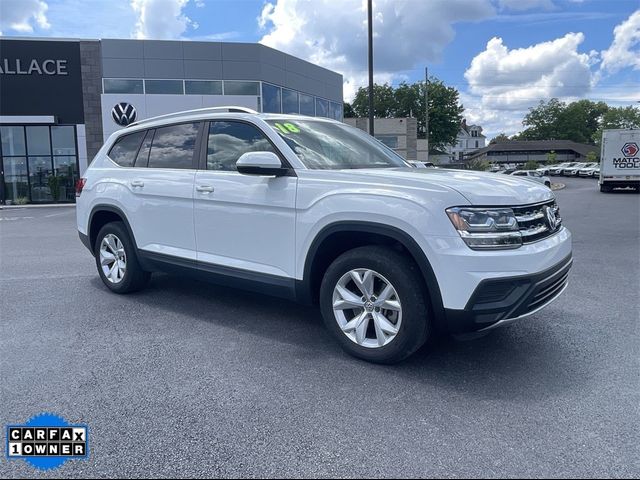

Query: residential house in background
[446,119,486,162]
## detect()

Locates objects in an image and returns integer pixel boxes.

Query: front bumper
[444,253,572,334]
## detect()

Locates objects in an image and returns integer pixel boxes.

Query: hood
[325,168,555,206]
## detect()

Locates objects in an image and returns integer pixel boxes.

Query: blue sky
[1,0,638,137]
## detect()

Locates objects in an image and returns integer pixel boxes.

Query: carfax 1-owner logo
[5,413,89,470]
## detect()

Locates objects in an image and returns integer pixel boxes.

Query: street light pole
[425,66,429,158]
[367,0,374,136]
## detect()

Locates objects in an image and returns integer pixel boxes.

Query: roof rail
[127,106,258,128]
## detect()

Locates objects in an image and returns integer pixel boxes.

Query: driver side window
[207,121,276,171]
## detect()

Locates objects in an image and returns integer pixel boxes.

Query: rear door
[193,120,297,279]
[115,122,202,260]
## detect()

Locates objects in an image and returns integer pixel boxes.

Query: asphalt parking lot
[1,176,638,478]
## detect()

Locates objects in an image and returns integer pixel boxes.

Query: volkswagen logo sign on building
[111,103,137,126]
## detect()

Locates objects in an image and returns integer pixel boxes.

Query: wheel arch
[297,221,444,318]
[88,205,137,253]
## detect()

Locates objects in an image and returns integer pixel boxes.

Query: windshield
[265,119,409,170]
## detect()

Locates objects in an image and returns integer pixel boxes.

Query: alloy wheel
[99,234,127,284]
[332,268,402,348]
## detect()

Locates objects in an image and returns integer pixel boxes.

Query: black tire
[545,181,551,188]
[94,221,150,294]
[319,246,431,364]
[600,184,612,193]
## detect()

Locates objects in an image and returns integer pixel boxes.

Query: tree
[586,151,597,163]
[343,102,355,118]
[467,158,489,171]
[351,83,396,118]
[517,98,609,144]
[490,133,511,144]
[348,78,463,150]
[546,150,557,164]
[592,106,640,145]
[524,160,539,170]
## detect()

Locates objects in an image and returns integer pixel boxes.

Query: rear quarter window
[108,131,146,167]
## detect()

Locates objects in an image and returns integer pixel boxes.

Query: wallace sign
[0,39,84,124]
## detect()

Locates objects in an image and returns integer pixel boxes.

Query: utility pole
[425,66,429,158]
[367,0,374,136]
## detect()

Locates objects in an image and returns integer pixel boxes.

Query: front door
[194,120,297,279]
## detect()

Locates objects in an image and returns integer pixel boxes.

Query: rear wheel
[600,184,612,193]
[94,221,150,293]
[319,246,431,364]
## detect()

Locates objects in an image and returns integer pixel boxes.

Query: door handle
[196,185,214,193]
[131,180,144,188]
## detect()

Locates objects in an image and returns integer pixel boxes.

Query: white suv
[76,107,572,364]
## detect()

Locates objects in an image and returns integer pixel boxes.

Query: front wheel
[94,221,151,293]
[319,246,431,364]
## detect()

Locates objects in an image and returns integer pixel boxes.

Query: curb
[551,183,566,191]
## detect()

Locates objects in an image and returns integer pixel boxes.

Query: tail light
[75,178,87,197]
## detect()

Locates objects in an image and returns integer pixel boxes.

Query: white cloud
[0,0,50,35]
[259,0,495,100]
[461,32,601,137]
[130,0,195,39]
[464,33,595,111]
[600,9,640,74]
[497,0,555,11]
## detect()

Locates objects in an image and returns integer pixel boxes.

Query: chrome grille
[513,200,562,243]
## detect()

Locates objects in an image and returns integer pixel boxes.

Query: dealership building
[0,37,343,205]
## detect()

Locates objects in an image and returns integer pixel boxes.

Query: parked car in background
[563,162,589,176]
[536,166,551,175]
[510,170,552,188]
[549,162,577,175]
[576,163,599,177]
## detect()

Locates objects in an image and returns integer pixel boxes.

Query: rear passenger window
[148,122,200,169]
[207,121,276,171]
[108,131,146,167]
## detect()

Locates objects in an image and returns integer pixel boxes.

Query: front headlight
[446,207,522,250]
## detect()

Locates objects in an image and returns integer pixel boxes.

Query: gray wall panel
[259,63,286,86]
[102,57,145,78]
[144,59,184,78]
[183,41,222,60]
[259,45,285,68]
[184,60,223,79]
[221,43,260,62]
[143,40,183,59]
[222,61,261,80]
[101,39,143,58]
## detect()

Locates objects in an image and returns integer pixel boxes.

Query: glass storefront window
[315,98,329,118]
[185,80,223,95]
[1,125,79,205]
[300,93,315,116]
[103,79,144,94]
[329,102,343,121]
[2,157,28,203]
[145,80,184,94]
[1,126,26,155]
[28,156,54,203]
[53,156,78,202]
[26,126,51,155]
[51,126,76,155]
[262,83,282,113]
[282,89,299,114]
[224,81,259,96]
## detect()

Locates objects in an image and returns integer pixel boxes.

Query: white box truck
[599,128,640,192]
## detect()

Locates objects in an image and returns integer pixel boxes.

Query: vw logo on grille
[111,102,137,126]
[544,206,558,231]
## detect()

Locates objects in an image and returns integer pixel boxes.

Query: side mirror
[236,151,288,176]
